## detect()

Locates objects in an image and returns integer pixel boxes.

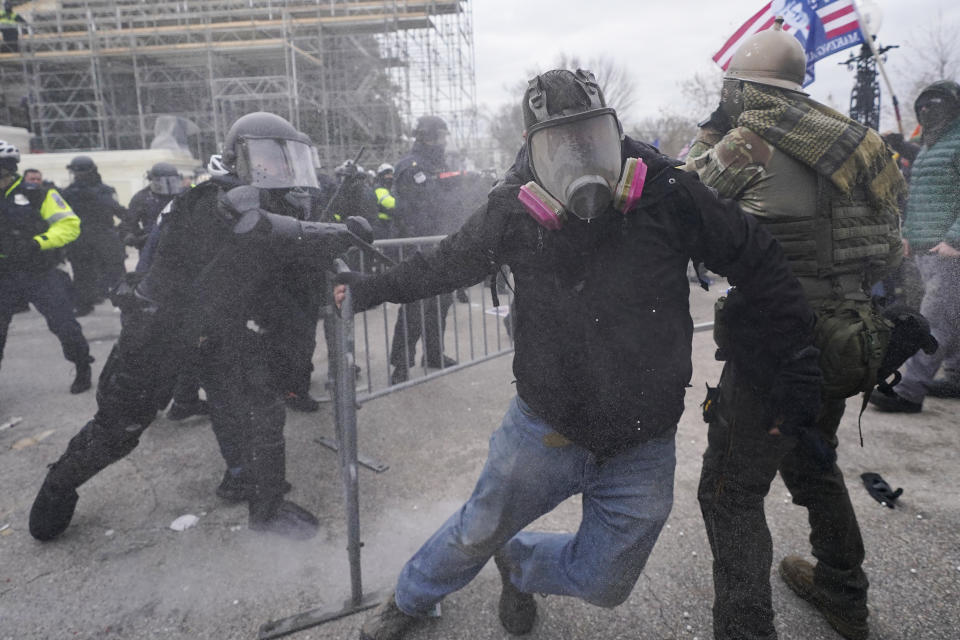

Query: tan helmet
[725,17,806,92]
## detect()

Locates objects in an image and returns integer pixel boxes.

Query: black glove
[861,472,903,508]
[344,216,374,245]
[698,107,733,135]
[767,346,835,470]
[455,288,470,304]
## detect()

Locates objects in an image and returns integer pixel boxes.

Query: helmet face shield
[528,111,622,220]
[236,138,319,189]
[149,175,185,195]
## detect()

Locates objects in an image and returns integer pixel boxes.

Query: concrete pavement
[1,280,957,640]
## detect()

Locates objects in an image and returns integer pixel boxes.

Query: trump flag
[713,0,864,86]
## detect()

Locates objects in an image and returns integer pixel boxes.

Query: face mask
[519,157,648,230]
[527,111,623,222]
[917,96,959,141]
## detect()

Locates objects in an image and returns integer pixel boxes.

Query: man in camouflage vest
[869,81,960,409]
[684,19,905,640]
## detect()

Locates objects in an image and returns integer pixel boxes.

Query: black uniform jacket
[62,177,125,231]
[353,137,815,457]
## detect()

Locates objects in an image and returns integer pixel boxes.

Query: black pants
[698,361,868,640]
[67,229,125,309]
[389,293,454,369]
[0,268,90,367]
[261,277,324,396]
[48,305,288,508]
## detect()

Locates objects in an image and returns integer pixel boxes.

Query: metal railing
[342,235,515,402]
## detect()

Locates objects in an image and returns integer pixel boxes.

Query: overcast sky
[472,0,959,132]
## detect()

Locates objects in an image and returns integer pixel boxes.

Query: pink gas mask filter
[518,157,647,230]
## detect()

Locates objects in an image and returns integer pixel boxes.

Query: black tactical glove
[344,216,374,245]
[861,472,903,508]
[766,346,835,470]
[698,107,733,136]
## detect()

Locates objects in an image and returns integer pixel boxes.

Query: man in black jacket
[339,69,822,640]
[61,156,127,316]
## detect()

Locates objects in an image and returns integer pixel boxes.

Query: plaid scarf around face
[738,83,905,214]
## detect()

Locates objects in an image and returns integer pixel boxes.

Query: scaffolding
[0,0,476,168]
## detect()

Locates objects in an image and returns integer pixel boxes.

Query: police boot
[69,356,94,394]
[29,420,116,541]
[246,441,318,540]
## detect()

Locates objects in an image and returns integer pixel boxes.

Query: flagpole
[850,0,904,135]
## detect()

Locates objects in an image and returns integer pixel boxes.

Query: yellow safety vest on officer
[1,176,80,273]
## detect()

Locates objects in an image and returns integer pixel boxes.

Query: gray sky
[472,0,959,132]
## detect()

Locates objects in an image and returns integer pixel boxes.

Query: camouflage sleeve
[682,127,770,201]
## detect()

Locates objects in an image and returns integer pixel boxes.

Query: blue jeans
[395,396,676,616]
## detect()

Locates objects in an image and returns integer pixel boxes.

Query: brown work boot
[779,556,869,640]
[494,550,537,635]
[359,592,419,640]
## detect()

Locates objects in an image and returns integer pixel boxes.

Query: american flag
[713,0,864,86]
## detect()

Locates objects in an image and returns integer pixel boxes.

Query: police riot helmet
[725,17,806,92]
[376,163,394,177]
[0,139,20,176]
[222,112,318,189]
[66,155,97,173]
[412,115,449,145]
[146,162,184,195]
[521,68,623,222]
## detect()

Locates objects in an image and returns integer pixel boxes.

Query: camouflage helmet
[725,18,806,92]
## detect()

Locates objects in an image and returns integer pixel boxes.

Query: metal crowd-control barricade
[260,238,517,638]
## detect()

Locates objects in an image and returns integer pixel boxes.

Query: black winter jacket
[352,137,815,457]
[121,187,174,245]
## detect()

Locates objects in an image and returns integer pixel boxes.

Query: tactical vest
[902,119,960,251]
[757,169,892,300]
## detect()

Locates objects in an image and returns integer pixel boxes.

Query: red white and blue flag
[713,0,864,87]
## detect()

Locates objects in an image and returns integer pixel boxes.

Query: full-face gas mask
[518,70,647,230]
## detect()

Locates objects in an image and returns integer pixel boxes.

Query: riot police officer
[29,112,365,542]
[388,116,457,384]
[61,155,127,316]
[121,162,185,250]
